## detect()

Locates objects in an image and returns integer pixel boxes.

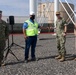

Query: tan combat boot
[55,55,62,60]
[0,60,5,66]
[59,56,65,62]
[74,58,76,61]
[1,62,5,66]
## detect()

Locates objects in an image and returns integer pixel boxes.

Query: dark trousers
[25,36,37,60]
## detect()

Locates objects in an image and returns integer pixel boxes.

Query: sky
[0,0,76,16]
[0,0,29,16]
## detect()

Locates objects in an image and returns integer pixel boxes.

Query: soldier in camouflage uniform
[0,10,9,66]
[74,25,76,60]
[55,11,67,62]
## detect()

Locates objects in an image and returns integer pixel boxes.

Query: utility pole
[29,0,37,21]
[54,0,59,34]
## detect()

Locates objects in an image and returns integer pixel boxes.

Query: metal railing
[59,0,75,25]
[37,0,53,26]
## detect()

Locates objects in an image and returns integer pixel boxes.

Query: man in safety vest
[23,11,39,63]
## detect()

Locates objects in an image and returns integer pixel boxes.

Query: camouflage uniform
[0,20,9,63]
[56,18,67,56]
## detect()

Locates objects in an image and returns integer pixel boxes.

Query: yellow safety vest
[25,20,38,36]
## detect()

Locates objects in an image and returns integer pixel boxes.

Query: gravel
[0,33,76,75]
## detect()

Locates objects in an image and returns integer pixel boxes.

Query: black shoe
[25,60,28,63]
[31,58,38,61]
[25,59,28,63]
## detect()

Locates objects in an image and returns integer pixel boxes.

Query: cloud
[0,0,29,16]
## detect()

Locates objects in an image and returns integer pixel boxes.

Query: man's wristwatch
[64,32,67,34]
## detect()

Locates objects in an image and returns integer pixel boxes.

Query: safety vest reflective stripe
[25,20,38,36]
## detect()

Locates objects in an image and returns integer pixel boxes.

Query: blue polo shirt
[23,19,40,29]
[23,19,35,29]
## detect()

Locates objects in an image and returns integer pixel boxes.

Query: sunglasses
[56,14,60,16]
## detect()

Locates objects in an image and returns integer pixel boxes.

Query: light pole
[29,0,37,21]
[54,0,59,34]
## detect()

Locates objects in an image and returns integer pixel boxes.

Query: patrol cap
[56,11,60,15]
[30,11,35,15]
[0,10,2,14]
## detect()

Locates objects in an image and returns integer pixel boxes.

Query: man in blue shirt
[23,12,39,63]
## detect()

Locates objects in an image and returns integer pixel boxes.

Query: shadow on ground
[5,54,76,66]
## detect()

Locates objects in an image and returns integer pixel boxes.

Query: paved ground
[0,33,76,75]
